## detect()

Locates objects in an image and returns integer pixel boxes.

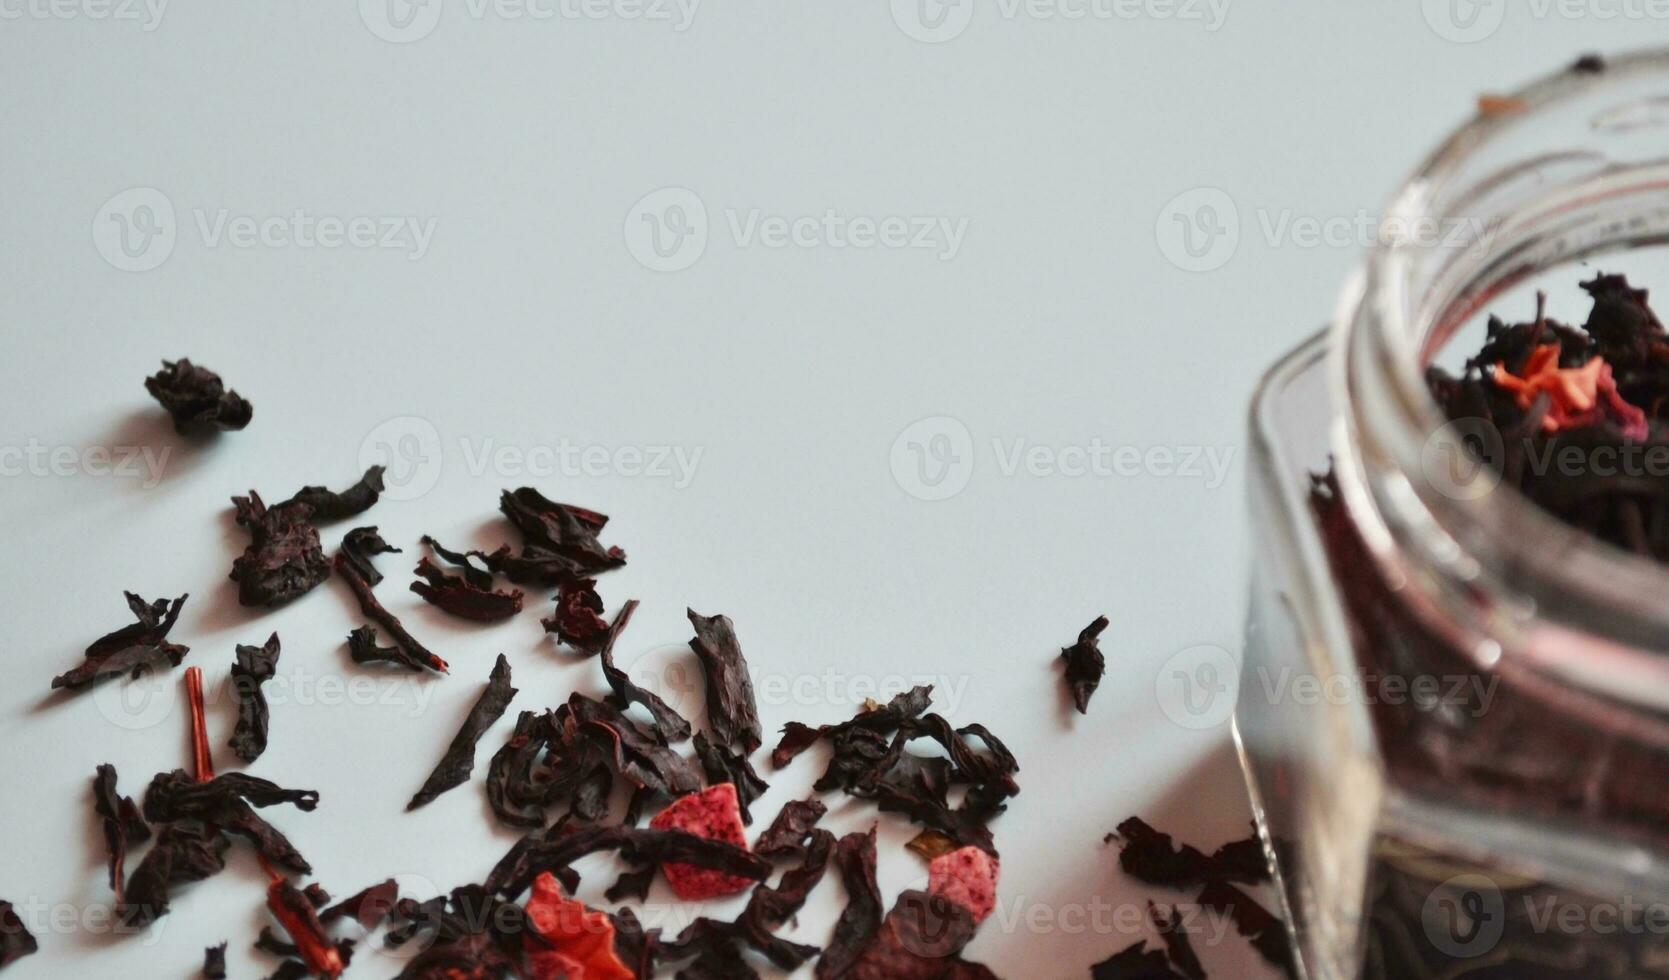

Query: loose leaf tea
[276,466,386,523]
[142,769,320,874]
[203,942,227,979]
[228,633,281,763]
[411,555,524,622]
[692,731,769,824]
[755,796,829,861]
[145,358,252,433]
[489,488,627,584]
[263,876,347,979]
[845,889,999,980]
[1059,615,1109,714]
[1149,903,1205,980]
[1113,817,1270,889]
[51,592,189,692]
[119,819,232,926]
[1196,880,1291,972]
[0,901,37,970]
[771,685,935,770]
[485,824,770,901]
[817,828,883,980]
[92,763,151,906]
[335,538,448,674]
[320,879,399,931]
[687,609,763,754]
[542,577,610,652]
[1426,275,1669,558]
[231,492,330,607]
[339,526,401,587]
[408,654,518,810]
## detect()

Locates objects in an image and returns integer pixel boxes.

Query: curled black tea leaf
[145,358,252,433]
[229,633,281,763]
[687,609,762,754]
[93,763,150,906]
[0,901,38,970]
[1059,615,1109,714]
[692,731,768,824]
[411,556,524,623]
[340,526,401,588]
[408,655,518,810]
[276,466,386,522]
[230,492,329,607]
[52,592,189,693]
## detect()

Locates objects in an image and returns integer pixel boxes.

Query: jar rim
[1332,46,1669,711]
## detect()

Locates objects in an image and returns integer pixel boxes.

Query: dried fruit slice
[649,784,754,900]
[523,872,635,980]
[927,846,999,924]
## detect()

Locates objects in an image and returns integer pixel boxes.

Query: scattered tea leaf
[92,763,150,906]
[230,492,330,607]
[687,609,763,754]
[692,731,769,824]
[339,526,401,587]
[411,555,524,622]
[228,633,281,763]
[1149,903,1205,980]
[145,358,252,433]
[276,465,386,522]
[0,901,37,969]
[51,592,189,692]
[408,654,518,810]
[816,828,882,980]
[1091,940,1184,980]
[541,577,609,652]
[320,879,399,932]
[1059,615,1109,714]
[203,941,227,979]
[755,796,828,862]
[335,538,448,674]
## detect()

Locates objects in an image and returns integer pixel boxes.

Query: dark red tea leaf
[755,796,828,861]
[0,901,37,970]
[409,654,518,810]
[145,358,252,433]
[411,555,524,622]
[92,763,151,906]
[1091,940,1185,980]
[230,492,330,607]
[228,632,281,763]
[687,609,763,754]
[203,941,227,979]
[541,578,609,653]
[1149,903,1205,980]
[320,879,399,931]
[51,592,189,692]
[276,466,386,523]
[1059,615,1109,714]
[816,828,883,980]
[339,526,401,587]
[692,731,769,824]
[335,541,448,674]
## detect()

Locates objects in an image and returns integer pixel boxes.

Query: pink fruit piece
[927,846,999,924]
[649,783,754,900]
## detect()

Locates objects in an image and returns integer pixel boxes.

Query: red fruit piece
[523,872,635,980]
[927,846,999,924]
[649,783,754,900]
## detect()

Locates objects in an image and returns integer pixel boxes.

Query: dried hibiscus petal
[145,358,252,433]
[275,465,386,522]
[340,526,401,587]
[846,889,998,980]
[1058,615,1109,714]
[335,538,448,674]
[522,872,635,980]
[755,796,828,861]
[119,818,231,926]
[320,879,399,931]
[648,783,754,900]
[542,577,609,652]
[408,654,518,810]
[411,555,524,622]
[687,609,763,754]
[230,492,330,607]
[51,592,189,692]
[692,731,768,825]
[92,763,150,906]
[228,633,281,763]
[927,846,998,924]
[817,828,882,980]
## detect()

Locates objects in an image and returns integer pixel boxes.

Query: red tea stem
[265,875,343,978]
[185,667,214,783]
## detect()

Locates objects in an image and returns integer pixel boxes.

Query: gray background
[0,3,1657,976]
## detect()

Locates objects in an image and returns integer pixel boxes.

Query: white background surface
[0,4,1661,977]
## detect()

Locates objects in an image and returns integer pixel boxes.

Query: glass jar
[1238,49,1669,979]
